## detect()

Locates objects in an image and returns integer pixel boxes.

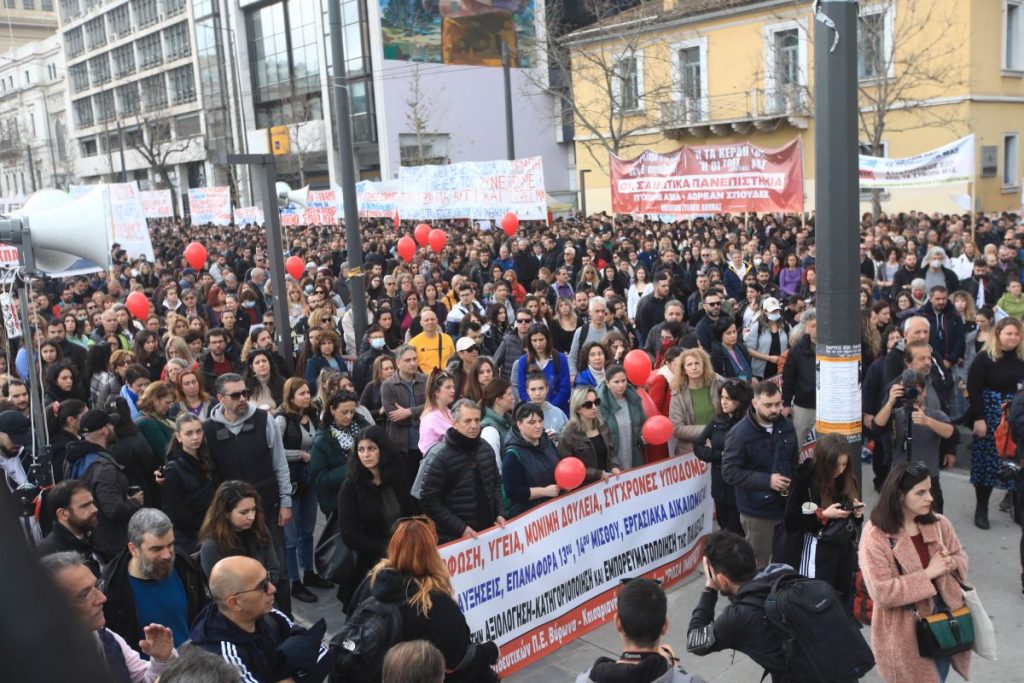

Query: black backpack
[329,596,404,683]
[738,571,875,683]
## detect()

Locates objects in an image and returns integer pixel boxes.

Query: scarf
[331,424,357,453]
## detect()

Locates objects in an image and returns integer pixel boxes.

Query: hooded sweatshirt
[207,402,293,510]
[576,652,706,683]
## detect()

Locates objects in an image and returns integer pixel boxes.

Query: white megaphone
[11,188,112,273]
[276,182,310,208]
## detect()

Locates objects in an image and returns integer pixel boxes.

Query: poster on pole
[438,455,712,676]
[187,186,232,226]
[398,156,547,220]
[859,134,975,189]
[610,139,805,216]
[233,206,265,227]
[139,189,175,218]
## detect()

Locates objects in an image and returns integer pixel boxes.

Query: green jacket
[595,382,646,468]
[309,417,369,514]
[481,407,511,445]
[135,415,174,461]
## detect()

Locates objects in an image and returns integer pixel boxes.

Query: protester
[516,323,571,413]
[782,308,817,447]
[669,349,725,457]
[135,383,175,475]
[418,371,457,455]
[161,413,218,554]
[480,378,515,464]
[381,344,428,484]
[560,386,619,484]
[596,365,645,468]
[36,479,102,576]
[172,369,215,421]
[382,641,445,683]
[309,389,369,517]
[693,380,751,536]
[502,402,563,515]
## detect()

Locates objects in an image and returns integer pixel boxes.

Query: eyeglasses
[516,318,532,324]
[230,575,272,599]
[580,399,601,409]
[705,301,722,307]
[224,390,250,401]
[72,584,103,604]
[463,345,480,354]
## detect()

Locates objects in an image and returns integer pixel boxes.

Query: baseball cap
[80,409,120,434]
[763,297,782,313]
[456,337,479,352]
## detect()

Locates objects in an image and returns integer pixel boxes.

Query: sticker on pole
[815,356,861,434]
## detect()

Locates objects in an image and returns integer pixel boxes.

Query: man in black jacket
[36,479,102,576]
[417,399,506,543]
[101,508,209,652]
[687,531,789,682]
[782,309,817,448]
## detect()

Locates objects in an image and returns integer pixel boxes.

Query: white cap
[456,337,479,352]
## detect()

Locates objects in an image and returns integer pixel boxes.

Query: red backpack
[994,401,1016,460]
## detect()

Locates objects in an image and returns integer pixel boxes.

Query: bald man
[189,557,329,683]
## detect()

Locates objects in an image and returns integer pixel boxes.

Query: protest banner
[139,189,174,218]
[438,454,712,676]
[356,179,401,219]
[397,156,547,220]
[610,139,805,216]
[187,186,232,226]
[233,206,265,227]
[108,182,156,261]
[859,134,975,189]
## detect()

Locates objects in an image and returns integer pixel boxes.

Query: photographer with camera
[875,367,957,514]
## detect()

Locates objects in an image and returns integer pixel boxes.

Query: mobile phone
[853,502,865,509]
[127,485,142,497]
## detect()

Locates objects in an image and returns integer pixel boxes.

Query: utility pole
[501,41,515,160]
[25,144,36,192]
[578,169,590,217]
[116,119,128,182]
[327,0,367,343]
[814,1,862,492]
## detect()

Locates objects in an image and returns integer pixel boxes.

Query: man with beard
[101,508,209,653]
[37,479,103,576]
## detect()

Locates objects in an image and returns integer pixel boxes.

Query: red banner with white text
[610,138,805,216]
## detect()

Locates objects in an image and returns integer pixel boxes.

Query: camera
[997,461,1024,483]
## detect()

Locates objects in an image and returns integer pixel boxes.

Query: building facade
[566,0,1024,215]
[0,35,71,201]
[0,0,59,53]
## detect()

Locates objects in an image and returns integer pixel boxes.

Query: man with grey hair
[782,308,817,447]
[155,645,240,683]
[923,246,961,295]
[42,550,179,681]
[568,296,611,380]
[100,508,209,653]
[417,399,506,543]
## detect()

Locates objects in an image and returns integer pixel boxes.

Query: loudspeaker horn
[276,182,310,209]
[13,188,111,273]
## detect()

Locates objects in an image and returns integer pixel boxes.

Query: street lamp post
[578,169,591,217]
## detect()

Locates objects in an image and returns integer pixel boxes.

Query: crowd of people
[3,205,1019,681]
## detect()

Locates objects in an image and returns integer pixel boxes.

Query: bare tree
[400,65,448,167]
[128,112,196,213]
[272,87,324,186]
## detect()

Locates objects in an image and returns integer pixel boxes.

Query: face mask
[753,257,762,266]
[931,259,943,269]
[242,301,256,308]
[304,285,314,294]
[370,338,386,350]
[768,312,782,322]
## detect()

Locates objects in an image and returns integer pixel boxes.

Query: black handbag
[314,511,357,586]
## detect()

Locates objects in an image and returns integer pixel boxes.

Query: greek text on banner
[437,455,712,676]
[859,134,975,189]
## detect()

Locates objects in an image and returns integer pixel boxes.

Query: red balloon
[414,222,431,246]
[285,255,305,281]
[397,236,417,263]
[642,415,673,446]
[428,228,447,254]
[501,212,519,237]
[637,388,659,419]
[183,241,207,270]
[555,457,586,491]
[125,291,150,320]
[623,349,653,386]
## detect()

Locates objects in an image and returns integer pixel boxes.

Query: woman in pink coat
[858,462,972,683]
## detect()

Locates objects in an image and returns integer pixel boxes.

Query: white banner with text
[398,156,547,220]
[859,134,975,189]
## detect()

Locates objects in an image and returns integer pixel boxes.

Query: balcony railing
[659,87,811,137]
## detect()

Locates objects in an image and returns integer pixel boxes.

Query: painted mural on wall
[380,0,536,66]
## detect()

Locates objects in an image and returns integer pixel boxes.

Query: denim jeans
[935,657,951,681]
[282,489,319,581]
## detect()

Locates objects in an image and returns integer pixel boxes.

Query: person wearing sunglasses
[190,555,331,683]
[858,463,971,683]
[493,308,533,382]
[694,292,724,352]
[559,387,620,485]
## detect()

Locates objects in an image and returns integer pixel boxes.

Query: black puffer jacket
[416,428,505,543]
[693,411,742,505]
[781,334,815,410]
[161,446,219,544]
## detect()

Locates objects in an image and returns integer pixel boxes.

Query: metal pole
[327,0,367,345]
[256,158,294,365]
[814,0,862,494]
[579,169,589,217]
[116,120,128,183]
[501,42,515,160]
[25,145,36,192]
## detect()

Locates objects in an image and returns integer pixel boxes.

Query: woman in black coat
[337,425,416,610]
[162,413,219,554]
[693,379,751,536]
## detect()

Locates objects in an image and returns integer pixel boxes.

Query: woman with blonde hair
[965,315,1024,528]
[363,516,500,681]
[669,347,725,455]
[550,297,578,355]
[361,355,396,425]
[135,381,176,470]
[559,386,619,484]
[417,371,456,454]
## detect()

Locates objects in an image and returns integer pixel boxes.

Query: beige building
[0,0,59,53]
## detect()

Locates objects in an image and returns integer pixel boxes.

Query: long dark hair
[167,413,215,480]
[811,434,859,509]
[198,480,270,551]
[869,462,937,534]
[83,342,113,389]
[348,425,404,486]
[244,349,285,404]
[524,322,560,373]
[718,379,752,420]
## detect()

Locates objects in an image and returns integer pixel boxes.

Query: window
[1007,1,1023,71]
[679,47,702,103]
[175,113,200,137]
[80,138,97,157]
[613,53,642,113]
[108,5,131,38]
[41,0,52,8]
[132,0,159,27]
[141,73,167,110]
[164,22,191,60]
[123,127,143,147]
[399,133,451,166]
[68,63,88,93]
[73,98,93,128]
[137,32,163,70]
[112,44,135,78]
[23,70,29,85]
[85,17,107,50]
[23,0,34,9]
[169,65,196,103]
[775,30,800,86]
[162,0,186,16]
[1004,133,1019,187]
[765,23,807,114]
[858,12,885,80]
[94,90,115,123]
[55,119,67,160]
[65,28,84,59]
[3,0,14,8]
[88,54,110,86]
[117,82,139,115]
[350,79,373,143]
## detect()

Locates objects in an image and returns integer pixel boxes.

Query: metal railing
[659,87,811,129]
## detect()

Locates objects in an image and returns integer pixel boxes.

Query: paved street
[295,451,1024,682]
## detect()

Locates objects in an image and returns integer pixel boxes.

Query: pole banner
[610,139,805,215]
[859,134,975,189]
[397,156,547,220]
[438,455,712,676]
